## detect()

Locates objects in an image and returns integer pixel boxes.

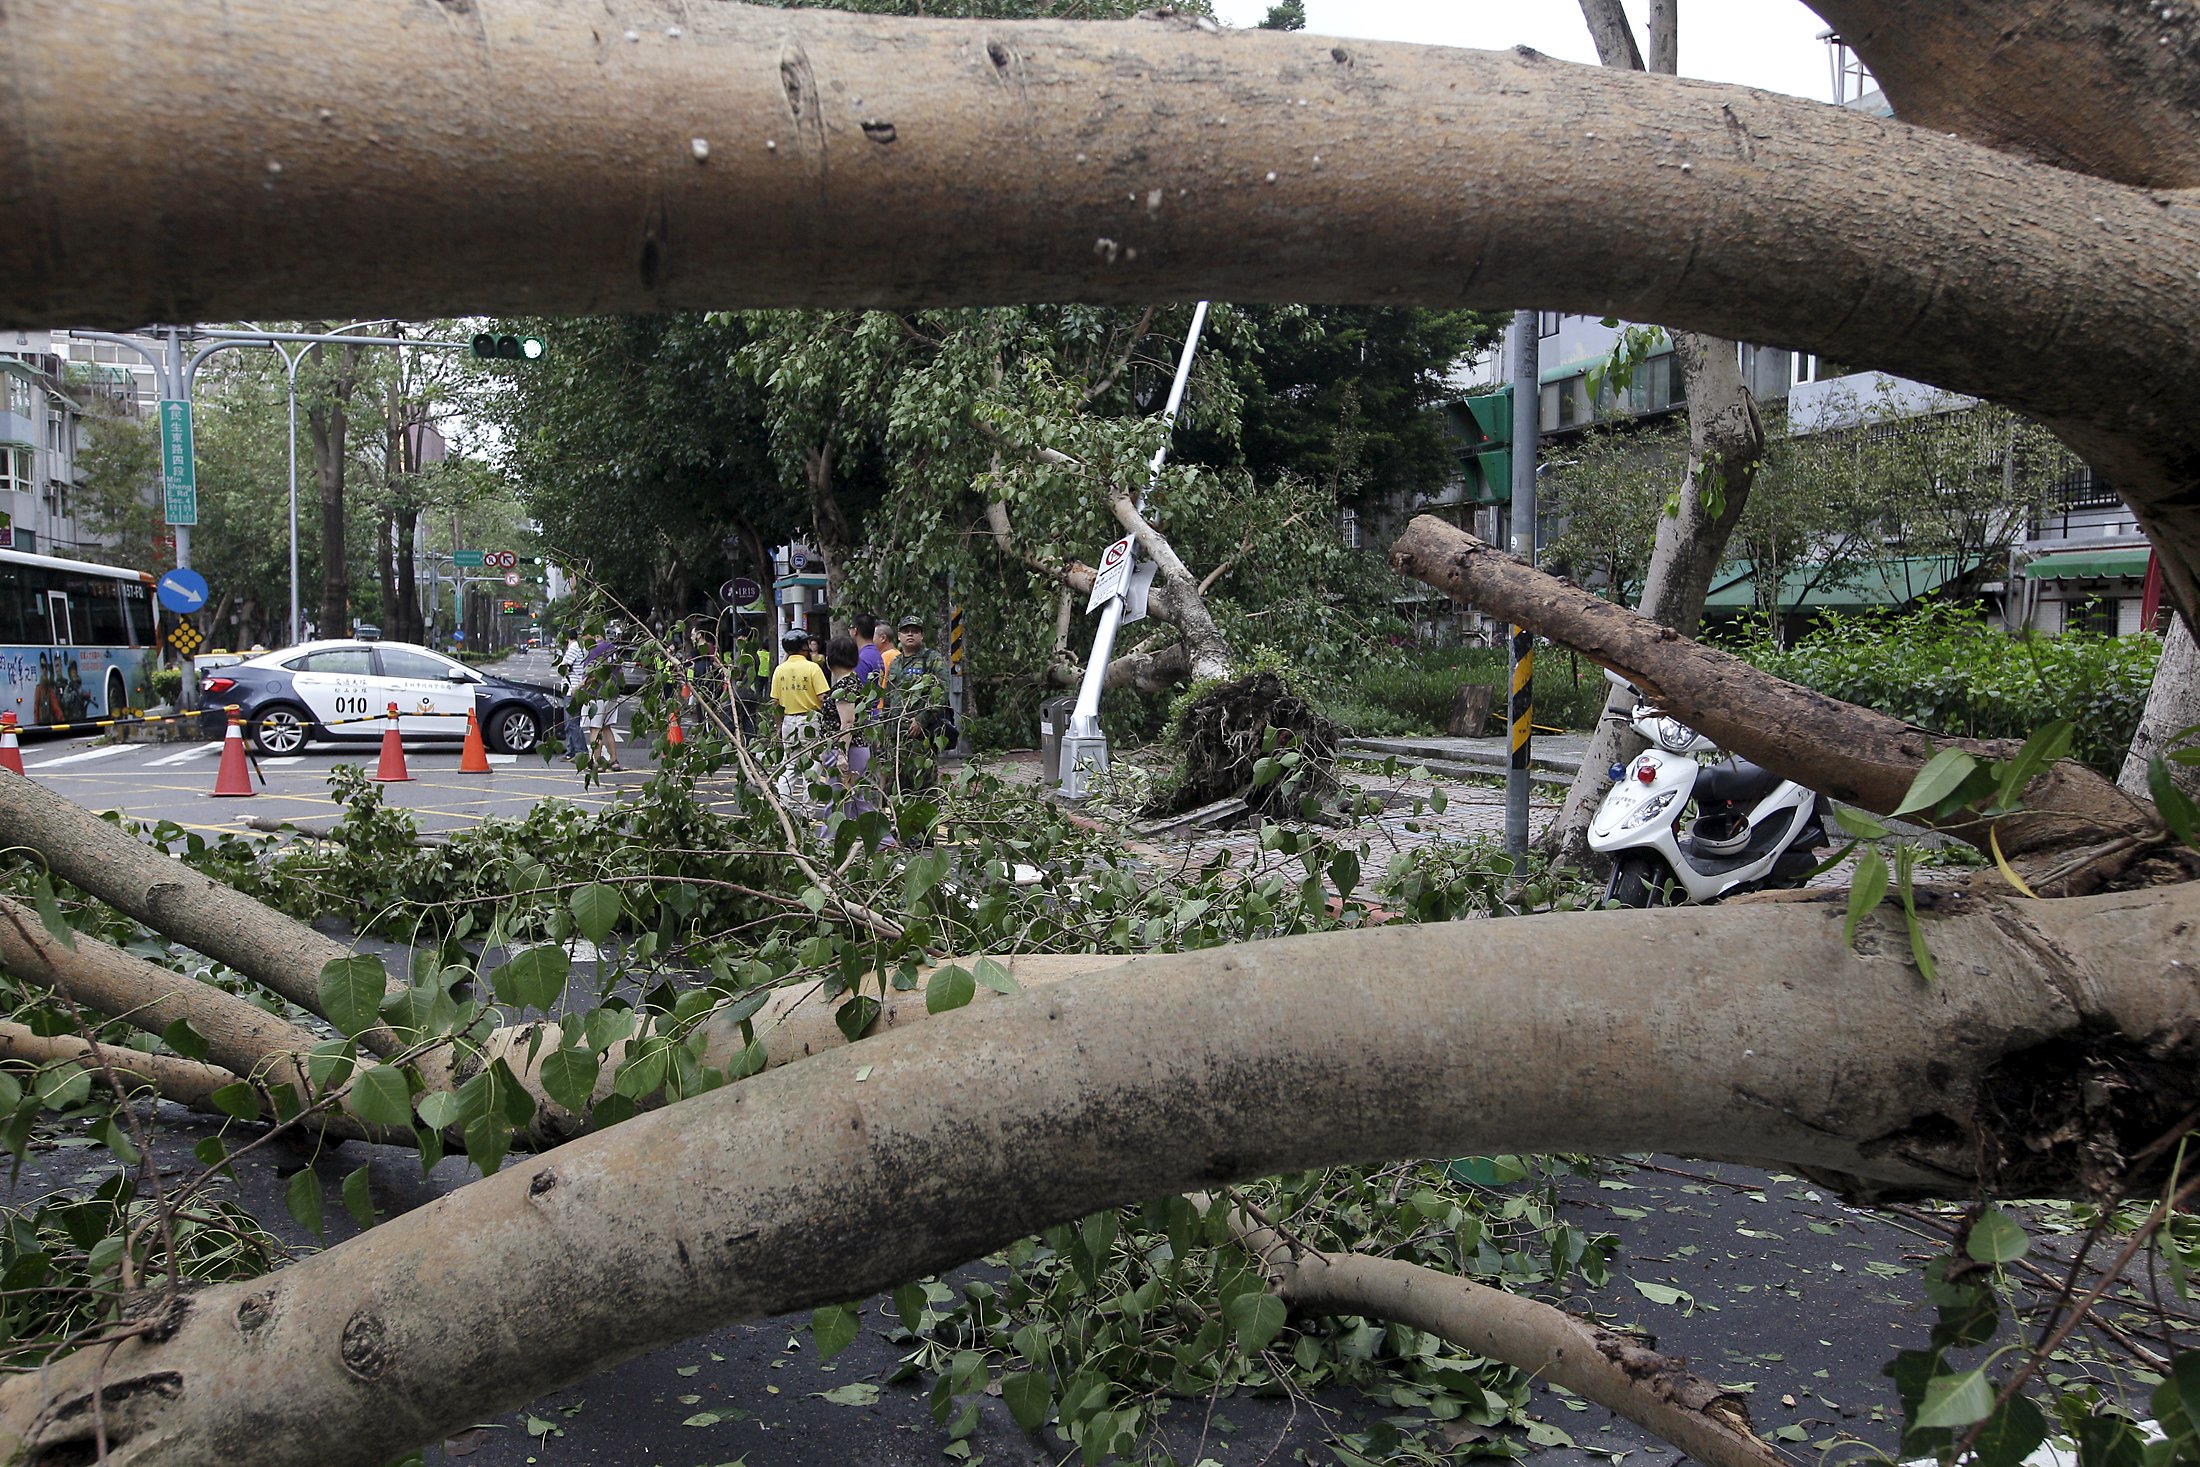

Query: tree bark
[1807,0,2200,189]
[0,1019,237,1116]
[1552,4,1768,861]
[2120,614,2200,806]
[2,883,2195,1466]
[304,340,365,638]
[1389,516,2159,858]
[802,443,851,596]
[1208,1195,1787,1467]
[4,2,2199,622]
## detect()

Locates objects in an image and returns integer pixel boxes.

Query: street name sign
[452,550,486,568]
[159,401,197,526]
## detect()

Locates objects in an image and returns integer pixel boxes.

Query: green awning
[2019,548,2152,581]
[1702,557,1978,612]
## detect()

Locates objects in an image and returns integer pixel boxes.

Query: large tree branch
[5,3,2200,619]
[2,884,2194,1466]
[1208,1194,1786,1467]
[1807,0,2200,189]
[1389,516,2159,858]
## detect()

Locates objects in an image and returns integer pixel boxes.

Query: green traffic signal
[471,332,545,362]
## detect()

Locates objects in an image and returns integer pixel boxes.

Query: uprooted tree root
[1146,670,1340,818]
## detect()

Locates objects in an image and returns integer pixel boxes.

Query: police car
[200,639,565,756]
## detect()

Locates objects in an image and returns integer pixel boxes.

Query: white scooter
[1587,677,1831,907]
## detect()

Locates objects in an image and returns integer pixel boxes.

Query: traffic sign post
[723,576,763,607]
[452,550,486,568]
[159,400,197,526]
[503,571,520,587]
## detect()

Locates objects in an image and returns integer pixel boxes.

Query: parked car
[200,639,566,756]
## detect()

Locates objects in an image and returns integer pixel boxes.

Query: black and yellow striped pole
[1504,312,1540,853]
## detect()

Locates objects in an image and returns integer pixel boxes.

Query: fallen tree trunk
[1204,1193,1787,1467]
[0,1019,237,1116]
[1389,515,2160,858]
[1,883,2193,1466]
[0,773,409,1059]
[6,1,2200,625]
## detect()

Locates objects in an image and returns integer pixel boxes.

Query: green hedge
[1735,604,2160,775]
[1324,644,1613,738]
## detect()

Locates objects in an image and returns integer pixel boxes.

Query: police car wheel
[489,706,540,755]
[251,704,310,756]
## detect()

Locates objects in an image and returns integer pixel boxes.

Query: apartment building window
[4,374,34,416]
[43,480,69,520]
[1340,507,1360,549]
[0,446,31,496]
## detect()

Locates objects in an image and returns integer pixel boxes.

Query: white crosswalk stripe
[146,744,223,767]
[25,745,132,769]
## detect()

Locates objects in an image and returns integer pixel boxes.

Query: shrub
[1736,603,2161,775]
[148,666,184,706]
[1320,643,1614,738]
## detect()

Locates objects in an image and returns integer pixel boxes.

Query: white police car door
[374,646,475,738]
[283,646,380,736]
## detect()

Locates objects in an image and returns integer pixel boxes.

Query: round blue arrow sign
[156,567,209,614]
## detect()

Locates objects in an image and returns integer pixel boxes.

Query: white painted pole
[1067,300,1210,740]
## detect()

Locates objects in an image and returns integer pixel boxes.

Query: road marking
[26,745,132,769]
[259,757,305,766]
[488,753,517,765]
[147,745,223,766]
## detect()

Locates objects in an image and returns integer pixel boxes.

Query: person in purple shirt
[854,612,886,689]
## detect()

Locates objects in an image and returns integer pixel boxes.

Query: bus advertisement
[0,549,160,726]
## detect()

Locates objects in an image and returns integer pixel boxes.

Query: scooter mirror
[1602,667,1638,694]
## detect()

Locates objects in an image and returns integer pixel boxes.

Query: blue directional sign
[155,567,209,615]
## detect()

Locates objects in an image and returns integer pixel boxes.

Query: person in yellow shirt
[770,630,829,802]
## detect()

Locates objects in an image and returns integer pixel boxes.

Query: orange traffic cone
[667,691,686,748]
[459,709,492,773]
[211,714,255,797]
[0,713,23,776]
[374,703,412,782]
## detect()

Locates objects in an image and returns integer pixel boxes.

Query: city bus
[0,548,160,727]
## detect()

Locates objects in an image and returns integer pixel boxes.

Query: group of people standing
[770,610,953,823]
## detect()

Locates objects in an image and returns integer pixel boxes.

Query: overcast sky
[1203,1,1842,103]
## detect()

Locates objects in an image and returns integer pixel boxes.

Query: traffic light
[500,600,525,615]
[1460,387,1513,504]
[471,333,545,362]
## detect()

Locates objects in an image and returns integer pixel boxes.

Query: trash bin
[1039,694,1075,787]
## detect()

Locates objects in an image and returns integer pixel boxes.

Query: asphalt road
[11,649,661,838]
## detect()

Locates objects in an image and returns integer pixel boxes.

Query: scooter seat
[1695,757,1781,806]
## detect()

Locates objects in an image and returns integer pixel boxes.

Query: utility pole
[1505,314,1541,855]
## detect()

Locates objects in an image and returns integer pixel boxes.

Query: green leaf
[30,873,75,950]
[569,883,623,945]
[1632,1279,1694,1310]
[1845,848,1889,947]
[1972,1393,2048,1467]
[817,1383,879,1407]
[835,994,880,1044]
[1897,853,1938,983]
[1913,1367,1996,1429]
[811,1303,859,1361]
[285,1167,325,1237]
[318,955,389,1039]
[1002,1371,1052,1433]
[904,851,950,906]
[539,1047,600,1115]
[346,1064,414,1129]
[210,1081,262,1122]
[0,1070,20,1113]
[491,946,570,1013]
[1833,806,1891,841]
[1895,747,1981,819]
[1327,850,1361,901]
[342,1164,376,1230]
[1994,720,2073,809]
[33,1062,90,1110]
[1964,1208,2028,1265]
[925,964,976,1015]
[1223,1291,1286,1353]
[972,957,1021,995]
[415,1089,464,1131]
[161,1017,209,1063]
[2150,757,2199,847]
